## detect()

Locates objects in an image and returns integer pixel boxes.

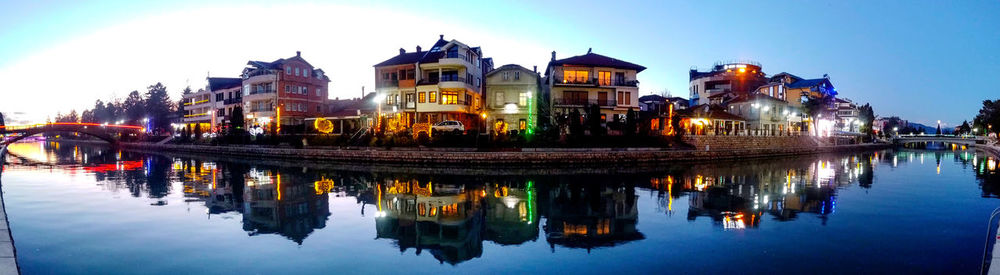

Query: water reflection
[2,141,999,267]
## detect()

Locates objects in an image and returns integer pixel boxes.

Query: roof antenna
[587,48,592,54]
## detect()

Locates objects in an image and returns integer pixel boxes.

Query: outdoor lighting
[481,112,487,119]
[503,103,519,114]
[893,127,899,132]
[142,117,149,123]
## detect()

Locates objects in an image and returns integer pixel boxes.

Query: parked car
[431,120,465,135]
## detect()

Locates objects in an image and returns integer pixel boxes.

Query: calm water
[1,141,999,274]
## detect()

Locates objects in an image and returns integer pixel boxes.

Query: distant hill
[910,122,952,134]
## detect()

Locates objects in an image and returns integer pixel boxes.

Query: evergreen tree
[230,106,245,130]
[569,109,583,137]
[66,109,79,123]
[123,90,146,123]
[625,108,637,136]
[194,125,202,140]
[145,83,173,131]
[858,103,875,137]
[586,104,603,136]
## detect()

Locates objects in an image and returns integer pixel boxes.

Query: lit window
[441,92,458,104]
[519,92,528,106]
[598,71,611,85]
[419,92,426,103]
[563,70,589,83]
[429,92,437,103]
[519,119,526,130]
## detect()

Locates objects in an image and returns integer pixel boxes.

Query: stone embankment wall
[681,136,827,151]
[120,140,888,165]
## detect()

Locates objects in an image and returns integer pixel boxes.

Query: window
[519,119,526,130]
[303,87,309,95]
[316,106,321,112]
[615,72,625,85]
[625,92,631,105]
[429,92,437,103]
[217,109,225,116]
[598,71,611,85]
[295,67,300,76]
[383,73,390,80]
[399,70,407,80]
[563,70,589,83]
[406,70,415,80]
[496,92,504,106]
[441,92,458,104]
[303,69,309,77]
[216,93,224,101]
[285,66,291,75]
[618,92,624,105]
[316,88,321,97]
[419,92,426,103]
[502,72,509,80]
[285,85,291,93]
[515,71,520,80]
[519,92,528,106]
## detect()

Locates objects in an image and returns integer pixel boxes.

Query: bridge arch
[892,136,982,147]
[2,126,121,145]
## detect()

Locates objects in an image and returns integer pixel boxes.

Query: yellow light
[276,173,282,201]
[314,117,334,133]
[480,112,487,119]
[739,67,746,73]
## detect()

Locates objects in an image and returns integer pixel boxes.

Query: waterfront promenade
[0,146,20,275]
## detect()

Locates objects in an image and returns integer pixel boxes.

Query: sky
[0,0,997,127]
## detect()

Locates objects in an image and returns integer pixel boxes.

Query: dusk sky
[1,0,997,126]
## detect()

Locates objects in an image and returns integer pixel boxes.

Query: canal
[1,141,998,274]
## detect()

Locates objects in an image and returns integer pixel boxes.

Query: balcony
[247,88,275,96]
[554,77,639,87]
[405,102,416,109]
[224,98,242,105]
[553,97,616,107]
[378,79,399,88]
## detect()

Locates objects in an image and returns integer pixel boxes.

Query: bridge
[892,134,985,146]
[1,122,143,146]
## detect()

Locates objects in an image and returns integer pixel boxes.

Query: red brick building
[241,51,330,133]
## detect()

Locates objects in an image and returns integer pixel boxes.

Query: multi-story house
[181,88,214,133]
[484,64,541,135]
[689,61,768,106]
[727,94,800,135]
[769,72,837,108]
[373,35,489,133]
[241,51,330,133]
[206,77,242,129]
[833,97,861,133]
[545,49,645,128]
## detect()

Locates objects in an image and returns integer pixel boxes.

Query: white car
[431,120,465,134]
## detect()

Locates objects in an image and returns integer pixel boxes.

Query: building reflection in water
[7,141,1000,265]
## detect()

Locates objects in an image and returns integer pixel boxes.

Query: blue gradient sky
[1,0,997,126]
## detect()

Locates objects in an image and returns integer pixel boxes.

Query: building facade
[206,77,243,129]
[484,64,541,135]
[727,94,800,135]
[241,51,330,133]
[769,72,836,108]
[373,35,489,133]
[545,49,645,128]
[181,88,214,133]
[689,61,768,106]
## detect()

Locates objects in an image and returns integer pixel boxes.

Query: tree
[659,88,673,98]
[145,83,173,131]
[858,103,875,137]
[194,125,202,140]
[66,109,79,123]
[974,99,1000,135]
[230,106,245,131]
[957,120,972,135]
[803,93,835,135]
[936,124,942,135]
[0,112,6,135]
[182,86,193,95]
[123,90,146,123]
[625,108,638,136]
[569,109,583,137]
[586,104,603,136]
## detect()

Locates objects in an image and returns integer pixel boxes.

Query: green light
[526,180,535,224]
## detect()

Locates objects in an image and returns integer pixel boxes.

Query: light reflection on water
[1,141,998,274]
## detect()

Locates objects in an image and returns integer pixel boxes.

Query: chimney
[551,51,556,61]
[416,46,422,52]
[439,34,444,40]
[533,65,537,73]
[399,48,406,55]
[587,48,592,54]
[296,51,301,57]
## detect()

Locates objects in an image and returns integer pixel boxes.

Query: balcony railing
[554,77,639,87]
[440,75,465,83]
[243,69,275,78]
[405,102,416,109]
[444,52,468,61]
[553,97,617,107]
[224,98,242,105]
[378,79,399,88]
[248,88,275,95]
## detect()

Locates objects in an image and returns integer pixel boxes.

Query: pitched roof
[549,52,646,73]
[727,93,786,104]
[373,52,425,67]
[638,94,666,102]
[786,78,832,89]
[682,104,747,121]
[486,64,534,77]
[207,77,242,91]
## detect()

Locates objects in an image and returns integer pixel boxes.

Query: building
[241,51,331,134]
[726,94,800,135]
[638,95,687,115]
[373,35,489,133]
[833,98,861,133]
[206,77,243,129]
[688,61,768,106]
[305,93,377,135]
[484,64,541,135]
[769,72,836,108]
[181,88,214,134]
[679,104,747,135]
[545,49,645,130]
